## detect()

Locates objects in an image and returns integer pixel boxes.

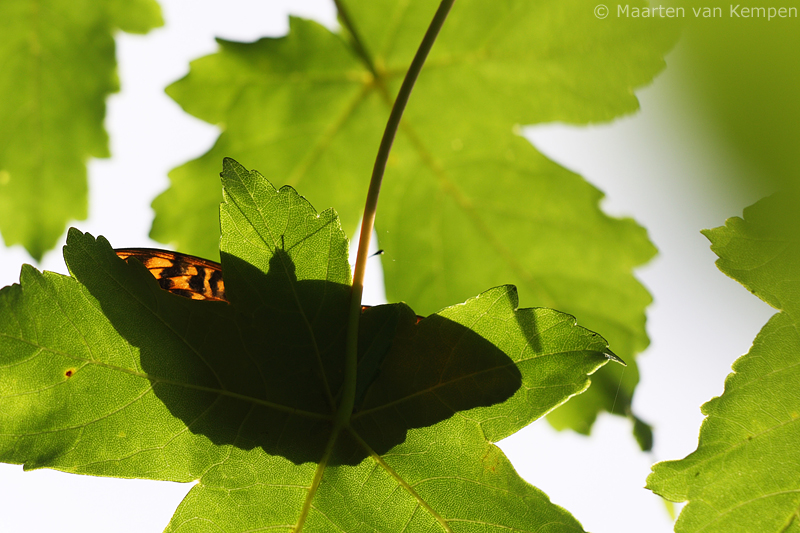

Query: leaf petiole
[338,0,457,430]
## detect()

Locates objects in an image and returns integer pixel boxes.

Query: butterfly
[114,249,399,317]
[115,248,227,302]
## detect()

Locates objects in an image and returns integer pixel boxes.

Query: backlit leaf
[1,158,620,531]
[0,0,162,260]
[153,0,677,441]
[647,194,800,532]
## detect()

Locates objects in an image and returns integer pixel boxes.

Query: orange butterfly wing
[115,248,227,302]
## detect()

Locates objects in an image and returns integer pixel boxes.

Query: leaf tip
[604,349,626,366]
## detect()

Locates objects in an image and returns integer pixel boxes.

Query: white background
[0,2,776,532]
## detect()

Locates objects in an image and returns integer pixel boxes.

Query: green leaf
[1,158,620,531]
[647,193,800,533]
[702,194,800,320]
[0,0,163,260]
[153,0,676,440]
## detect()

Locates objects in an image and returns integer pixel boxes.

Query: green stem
[336,0,457,430]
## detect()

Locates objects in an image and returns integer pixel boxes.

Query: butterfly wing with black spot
[115,248,227,302]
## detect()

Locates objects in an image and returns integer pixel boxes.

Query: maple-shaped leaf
[152,0,676,443]
[1,158,621,532]
[0,0,162,260]
[647,193,800,532]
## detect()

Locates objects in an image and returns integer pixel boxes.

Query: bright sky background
[0,2,776,532]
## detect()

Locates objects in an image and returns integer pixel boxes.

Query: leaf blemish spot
[64,369,75,378]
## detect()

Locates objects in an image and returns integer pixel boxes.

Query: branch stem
[336,0,457,430]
